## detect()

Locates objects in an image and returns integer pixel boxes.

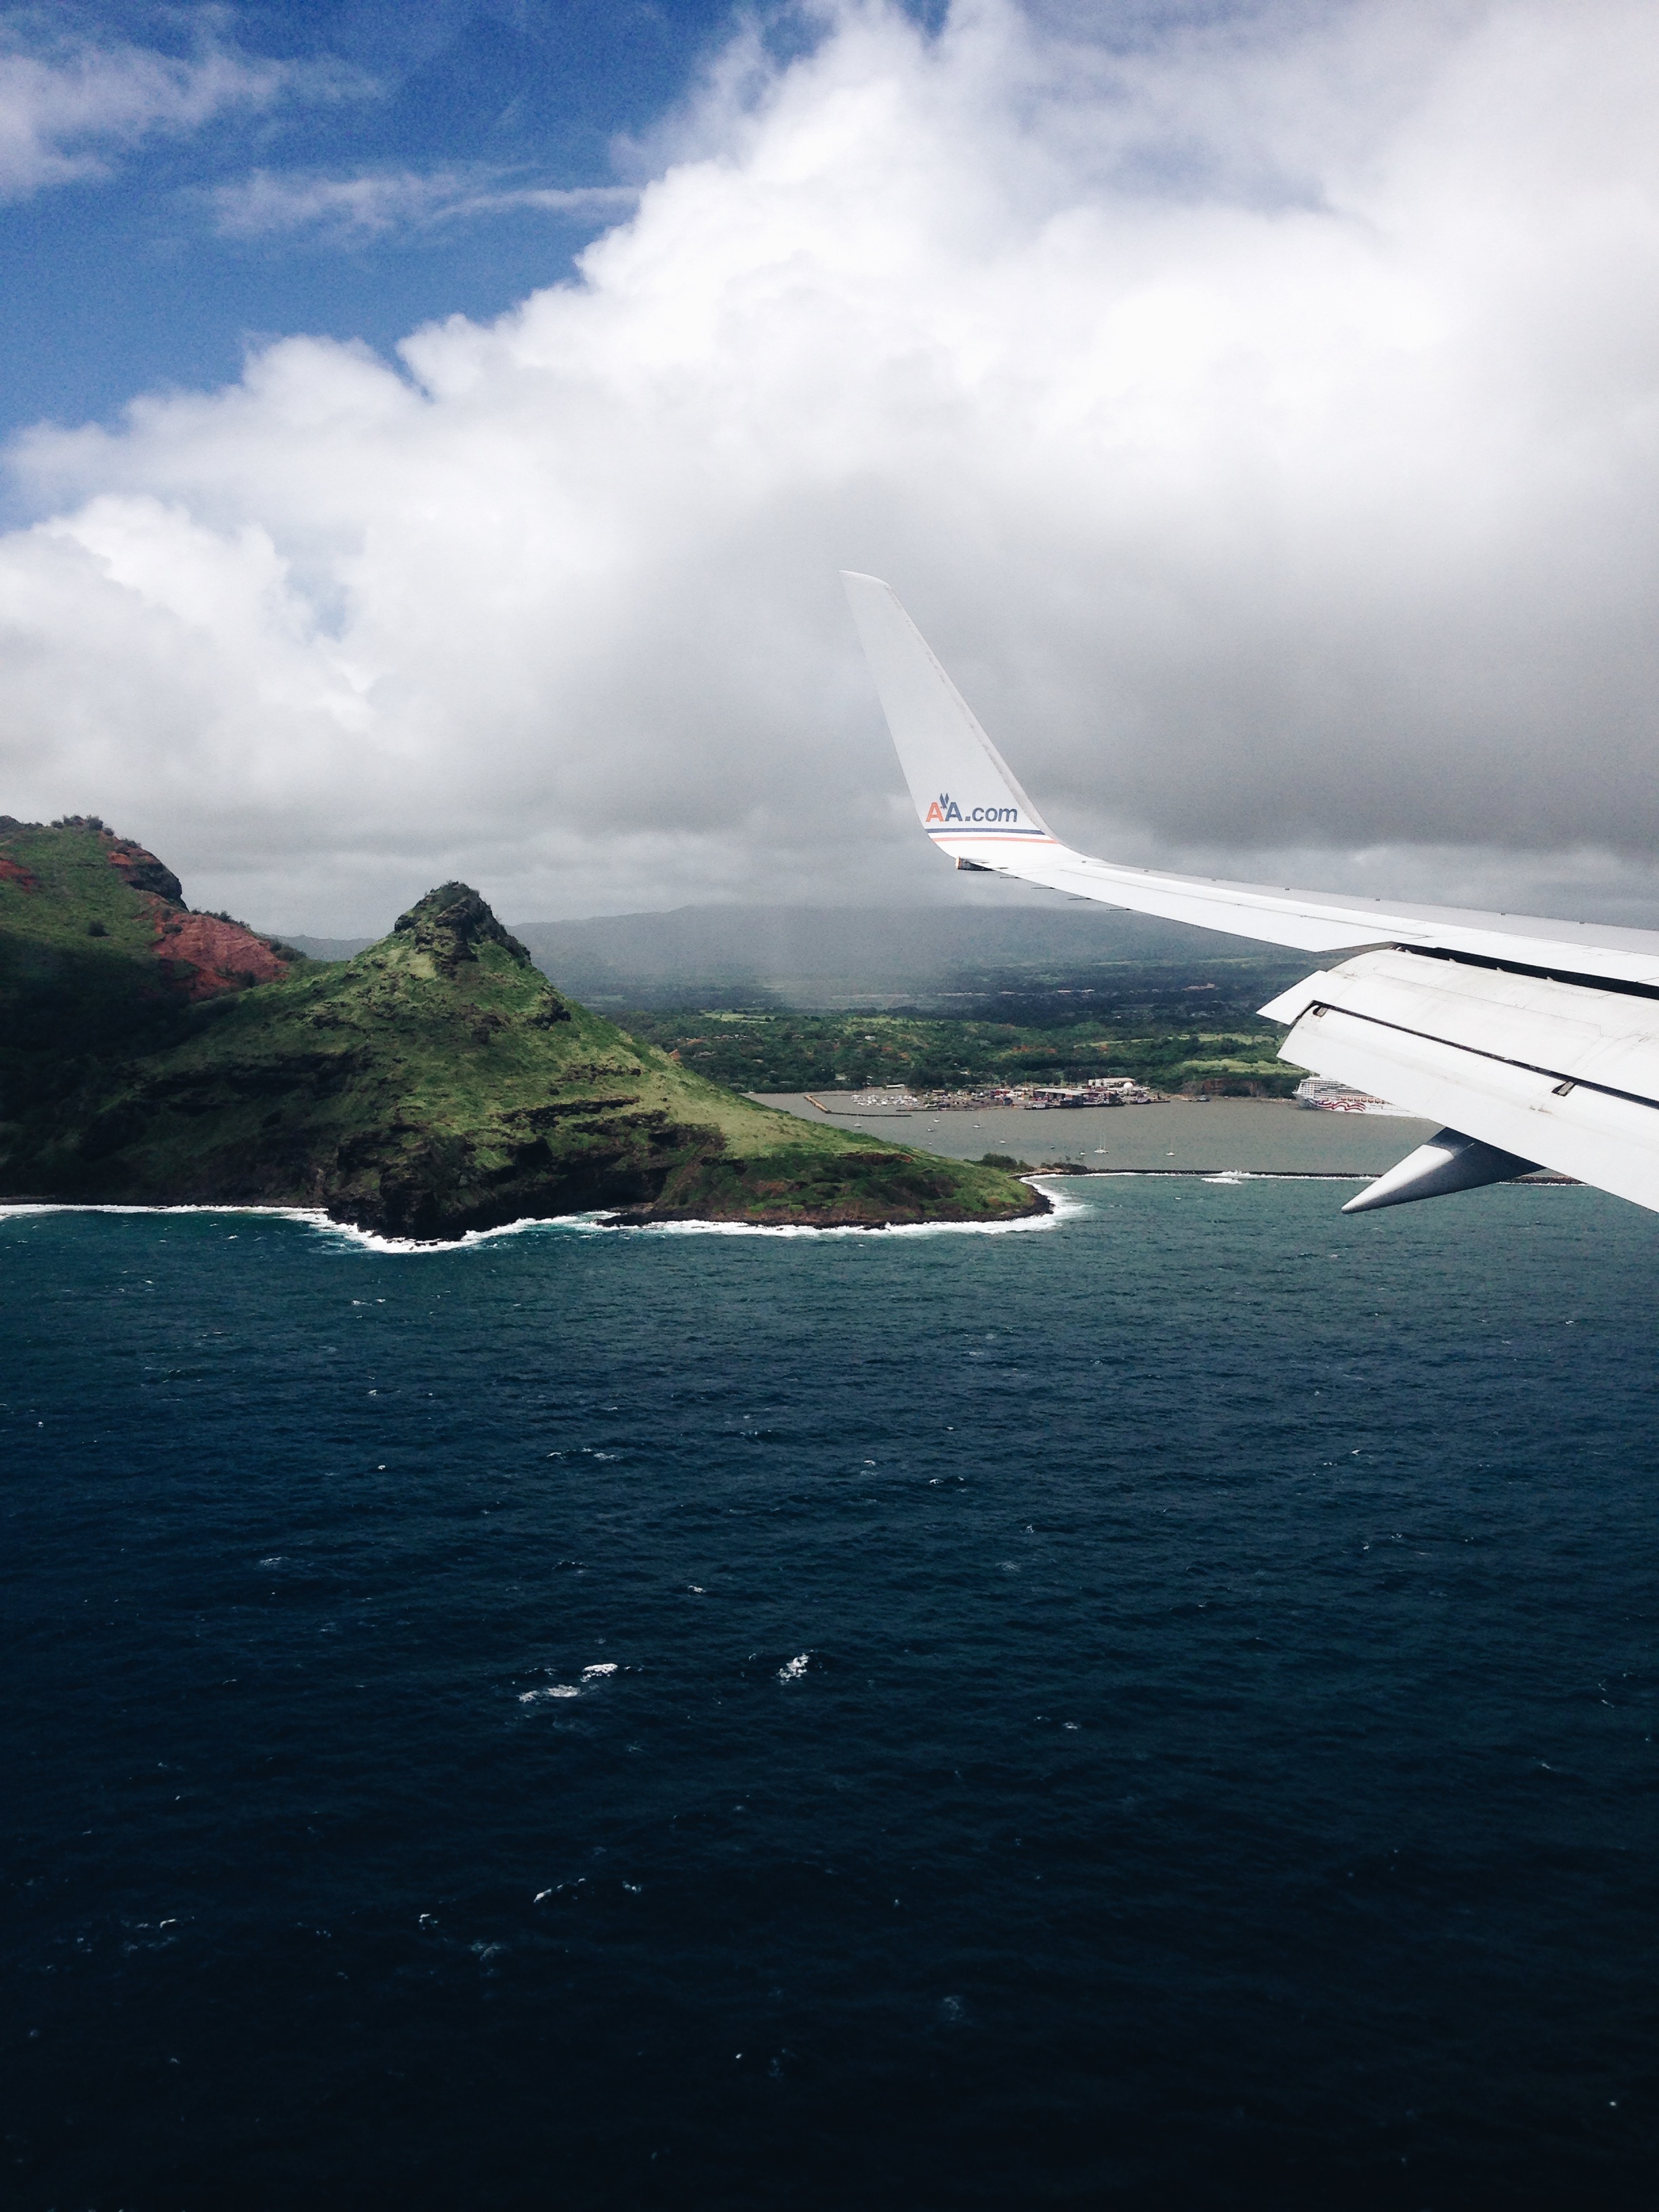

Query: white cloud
[5,0,1659,933]
[210,167,637,242]
[0,16,358,201]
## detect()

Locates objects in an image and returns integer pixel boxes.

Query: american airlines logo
[925,792,1019,825]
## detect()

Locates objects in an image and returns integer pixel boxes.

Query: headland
[0,818,1042,1240]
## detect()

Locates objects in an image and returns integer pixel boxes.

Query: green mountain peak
[394,880,535,972]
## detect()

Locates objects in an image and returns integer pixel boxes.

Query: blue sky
[1,1,921,437]
[4,1,1659,933]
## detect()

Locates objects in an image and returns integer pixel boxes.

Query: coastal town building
[811,1076,1162,1114]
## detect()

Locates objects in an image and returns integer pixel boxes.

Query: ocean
[5,1151,1658,2208]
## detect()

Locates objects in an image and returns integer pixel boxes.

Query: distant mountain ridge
[280,903,1303,1010]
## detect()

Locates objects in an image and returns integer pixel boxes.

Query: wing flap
[1263,949,1659,1102]
[1280,1002,1659,1212]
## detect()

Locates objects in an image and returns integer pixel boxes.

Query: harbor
[764,1093,1441,1176]
[801,1075,1163,1115]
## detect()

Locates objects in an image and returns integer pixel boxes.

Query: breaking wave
[1,1180,1082,1256]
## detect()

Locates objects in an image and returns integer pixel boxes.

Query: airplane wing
[842,569,1659,1216]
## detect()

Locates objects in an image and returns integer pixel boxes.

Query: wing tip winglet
[840,571,1053,843]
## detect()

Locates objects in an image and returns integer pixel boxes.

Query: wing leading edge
[841,570,1659,1216]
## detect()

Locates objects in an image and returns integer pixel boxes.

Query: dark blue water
[5,1184,1658,2210]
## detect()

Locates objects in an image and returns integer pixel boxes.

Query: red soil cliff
[152,909,291,998]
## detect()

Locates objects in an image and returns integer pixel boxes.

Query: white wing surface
[842,570,1659,1216]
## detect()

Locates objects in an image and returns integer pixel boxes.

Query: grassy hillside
[0,822,1040,1238]
[0,815,300,1065]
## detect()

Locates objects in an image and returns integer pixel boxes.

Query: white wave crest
[1,1183,1079,1253]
